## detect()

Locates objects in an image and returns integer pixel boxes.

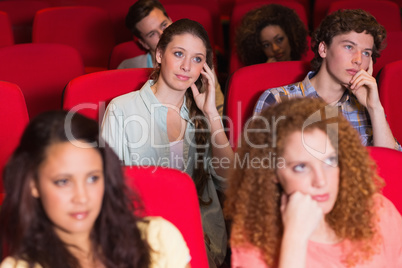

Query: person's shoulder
[0,257,42,268]
[109,81,150,106]
[117,54,148,69]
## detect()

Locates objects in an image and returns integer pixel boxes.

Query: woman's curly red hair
[224,97,383,267]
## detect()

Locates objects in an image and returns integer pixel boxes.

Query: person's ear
[318,41,327,59]
[156,48,162,64]
[138,38,151,51]
[30,179,40,198]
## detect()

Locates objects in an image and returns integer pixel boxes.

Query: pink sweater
[232,195,402,268]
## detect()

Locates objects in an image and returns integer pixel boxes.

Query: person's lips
[346,69,359,76]
[312,194,329,202]
[70,211,89,220]
[176,74,190,81]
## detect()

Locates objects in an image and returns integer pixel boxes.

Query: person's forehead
[332,31,374,47]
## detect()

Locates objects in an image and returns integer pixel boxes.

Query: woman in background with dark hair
[235,4,308,65]
[0,110,190,268]
[102,19,233,268]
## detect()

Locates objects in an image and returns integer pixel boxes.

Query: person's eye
[362,51,371,57]
[345,45,352,50]
[148,32,155,38]
[276,37,284,44]
[293,163,306,172]
[193,57,202,63]
[87,175,100,184]
[174,51,183,57]
[262,43,270,49]
[324,156,338,167]
[54,178,69,187]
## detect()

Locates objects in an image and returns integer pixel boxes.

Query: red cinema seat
[0,43,84,119]
[368,146,402,215]
[33,6,116,73]
[0,0,49,43]
[63,68,153,122]
[124,166,209,268]
[225,61,310,149]
[0,81,29,193]
[327,0,401,33]
[0,11,13,47]
[377,60,402,143]
[373,31,402,78]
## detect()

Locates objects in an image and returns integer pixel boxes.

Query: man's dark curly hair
[235,4,308,66]
[311,9,387,72]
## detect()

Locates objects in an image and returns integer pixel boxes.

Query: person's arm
[278,192,323,268]
[191,63,234,178]
[349,60,399,150]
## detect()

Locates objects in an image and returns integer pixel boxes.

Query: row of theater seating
[1,59,402,182]
[1,0,402,68]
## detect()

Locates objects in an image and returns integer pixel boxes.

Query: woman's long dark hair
[151,19,214,206]
[0,110,150,268]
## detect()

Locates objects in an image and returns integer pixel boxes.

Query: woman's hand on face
[190,63,218,118]
[280,192,323,242]
[266,57,277,63]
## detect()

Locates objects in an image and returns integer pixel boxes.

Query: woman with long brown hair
[225,97,402,267]
[0,110,190,268]
[102,19,233,268]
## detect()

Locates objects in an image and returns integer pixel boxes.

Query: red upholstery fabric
[161,0,223,51]
[63,68,153,122]
[0,11,13,47]
[368,147,402,215]
[164,4,215,51]
[373,31,402,78]
[234,0,311,19]
[229,1,308,47]
[124,166,209,268]
[313,0,338,28]
[0,81,29,193]
[0,43,84,119]
[0,0,49,43]
[377,60,402,143]
[328,0,401,33]
[109,41,147,70]
[225,61,310,149]
[32,6,116,71]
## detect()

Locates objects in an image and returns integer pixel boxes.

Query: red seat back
[124,166,208,268]
[33,6,116,72]
[0,81,29,193]
[0,0,49,43]
[225,61,310,149]
[374,31,402,78]
[0,43,84,119]
[377,60,402,143]
[368,146,402,215]
[328,0,401,33]
[63,68,153,122]
[0,11,13,47]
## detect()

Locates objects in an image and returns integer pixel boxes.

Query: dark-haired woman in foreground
[0,111,190,268]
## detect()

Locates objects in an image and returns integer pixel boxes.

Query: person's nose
[272,43,280,53]
[311,167,327,188]
[181,57,191,72]
[72,183,88,204]
[352,50,362,66]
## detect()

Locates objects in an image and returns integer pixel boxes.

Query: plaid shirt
[254,71,401,150]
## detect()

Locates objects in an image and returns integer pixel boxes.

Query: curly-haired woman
[235,4,308,65]
[225,97,402,267]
